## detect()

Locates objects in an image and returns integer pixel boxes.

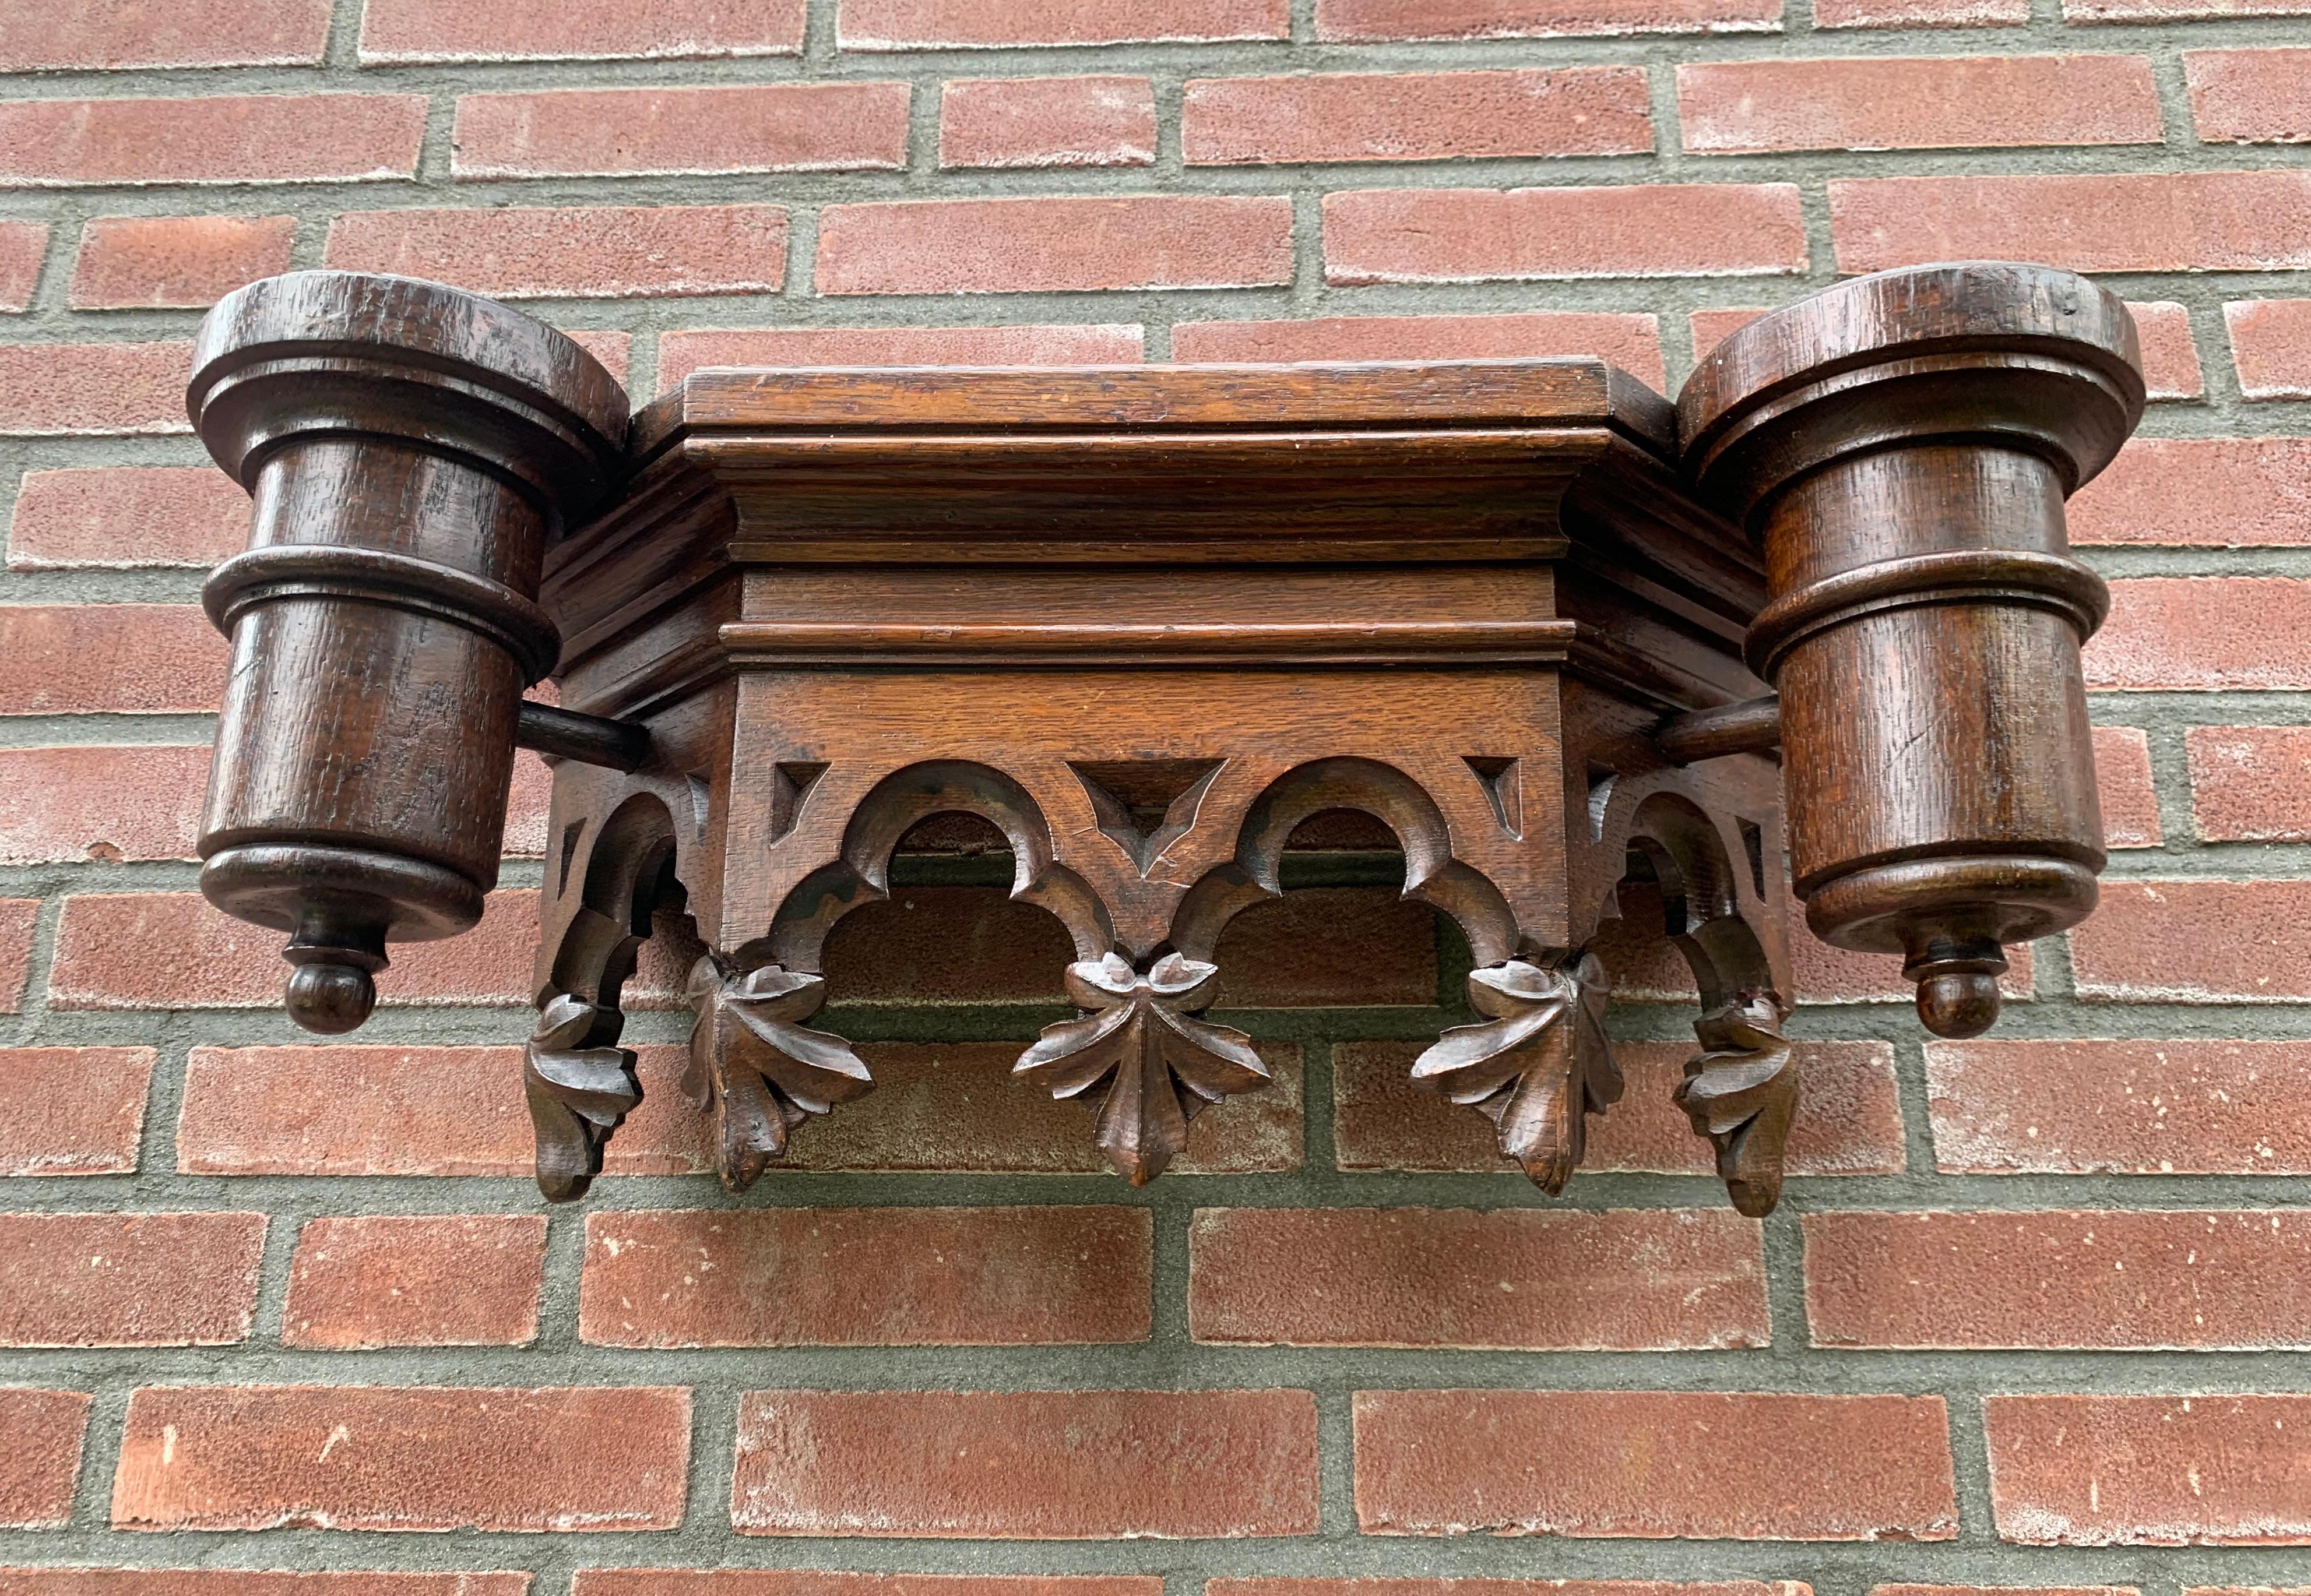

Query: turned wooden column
[189,272,627,1032]
[1680,262,2144,1038]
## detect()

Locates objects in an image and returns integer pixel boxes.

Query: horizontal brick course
[1315,0,1785,38]
[0,1577,533,1595]
[1184,68,1654,164]
[2189,725,2311,841]
[2087,577,2311,692]
[2227,299,2311,400]
[2069,0,2310,15]
[731,1388,1319,1537]
[7,467,249,570]
[2070,439,2311,547]
[453,84,909,180]
[840,0,1289,48]
[1679,55,2160,153]
[941,77,1156,170]
[0,745,207,864]
[0,343,192,436]
[1325,184,1807,284]
[0,1,330,71]
[112,1385,692,1532]
[0,1211,265,1347]
[361,0,805,62]
[2185,48,2311,144]
[657,324,1144,390]
[1173,312,1666,390]
[573,1579,1158,1596]
[0,1045,153,1176]
[326,205,790,300]
[1353,1390,1958,1539]
[283,1215,547,1350]
[1815,0,2028,22]
[178,1044,534,1176]
[0,606,223,715]
[0,1388,90,1530]
[2072,880,2311,1002]
[581,1206,1152,1347]
[69,215,294,311]
[1211,1586,1810,1596]
[0,96,426,188]
[1986,1394,2311,1545]
[818,195,1295,295]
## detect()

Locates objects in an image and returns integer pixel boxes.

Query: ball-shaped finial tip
[286,960,377,1034]
[1916,971,2000,1039]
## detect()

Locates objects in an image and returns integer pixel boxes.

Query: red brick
[1873,1589,2133,1596]
[0,746,206,864]
[2228,299,2311,400]
[2087,578,2311,691]
[1681,55,2158,154]
[1315,0,1783,37]
[1831,170,2311,274]
[1325,185,1807,285]
[0,1211,264,1347]
[327,205,788,301]
[451,84,909,180]
[2071,0,2310,16]
[0,901,31,1014]
[178,1044,530,1176]
[1190,1207,1766,1349]
[2187,1590,2311,1596]
[0,1577,532,1595]
[0,1,330,69]
[2187,48,2311,143]
[732,1388,1317,1537]
[0,1046,154,1176]
[841,0,1288,47]
[362,0,804,62]
[1809,1209,2311,1350]
[562,332,634,390]
[0,344,192,437]
[2072,880,2311,1002]
[941,77,1155,169]
[819,196,1295,296]
[657,324,1144,391]
[1986,1394,2311,1545]
[51,888,535,1012]
[0,1389,89,1530]
[0,221,44,313]
[1186,68,1652,165]
[576,1578,1153,1596]
[1174,312,1666,390]
[1354,1390,1957,1540]
[1816,0,2027,23]
[114,1386,691,1533]
[69,216,295,312]
[284,1216,546,1350]
[1211,1586,1810,1596]
[583,1206,1149,1347]
[0,96,425,188]
[2071,438,2311,547]
[2092,725,2161,848]
[8,467,248,570]
[2190,725,2311,841]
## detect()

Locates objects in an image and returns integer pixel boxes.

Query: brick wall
[1,0,2309,1591]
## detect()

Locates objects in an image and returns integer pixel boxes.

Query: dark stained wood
[1655,695,1782,766]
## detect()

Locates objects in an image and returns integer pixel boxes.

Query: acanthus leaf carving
[1410,951,1621,1193]
[1675,988,1796,1218]
[524,992,641,1203]
[1014,951,1269,1186]
[684,957,874,1192]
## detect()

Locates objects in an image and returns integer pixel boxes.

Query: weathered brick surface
[1314,0,1785,37]
[0,96,426,187]
[573,1580,1156,1596]
[2189,725,2311,840]
[2070,438,2311,547]
[0,2,330,71]
[941,77,1156,169]
[283,1216,548,1350]
[0,1211,265,1347]
[1173,312,1666,390]
[2087,578,2311,691]
[1815,0,2027,22]
[0,345,193,438]
[112,1386,692,1532]
[0,1045,154,1176]
[1184,69,1654,164]
[0,1388,90,1530]
[2070,0,2310,16]
[731,1389,1320,1537]
[2228,299,2311,400]
[1353,1390,1958,1539]
[819,196,1295,295]
[2185,48,2311,145]
[0,900,32,1014]
[326,206,789,300]
[0,221,43,313]
[361,0,805,62]
[2071,879,2311,1002]
[451,84,910,179]
[1326,184,1807,283]
[841,0,1289,48]
[177,1044,535,1176]
[6,467,249,570]
[657,324,1144,389]
[1210,1586,1810,1596]
[68,216,296,311]
[0,745,207,864]
[1985,1394,2311,1545]
[2092,725,2162,848]
[0,1577,533,1595]
[1679,55,2160,153]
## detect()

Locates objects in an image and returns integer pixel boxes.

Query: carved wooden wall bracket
[182,263,2146,1214]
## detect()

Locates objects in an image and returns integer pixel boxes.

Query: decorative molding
[523,994,639,1204]
[684,959,873,1193]
[1676,989,1798,1219]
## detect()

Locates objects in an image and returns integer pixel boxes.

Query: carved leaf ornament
[523,993,641,1203]
[1676,988,1798,1217]
[684,958,874,1192]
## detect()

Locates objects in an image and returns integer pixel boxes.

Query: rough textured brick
[1354,1390,1958,1540]
[283,1216,547,1350]
[1185,68,1652,164]
[326,206,789,301]
[0,96,426,188]
[941,77,1156,169]
[1211,1586,1809,1596]
[452,84,908,179]
[2228,299,2311,400]
[1831,170,2311,274]
[2070,439,2311,547]
[2189,725,2311,841]
[112,1386,691,1532]
[0,745,207,864]
[1872,1589,2133,1596]
[0,344,192,437]
[842,0,1289,48]
[1325,184,1807,284]
[658,325,1144,390]
[0,1047,154,1176]
[0,221,44,313]
[69,216,295,311]
[2187,49,2311,143]
[2088,578,2311,691]
[0,1388,90,1530]
[2093,725,2162,848]
[1680,55,2159,153]
[51,889,535,1012]
[0,1,330,69]
[1189,1207,1766,1349]
[1334,1039,1902,1177]
[731,1388,1318,1537]
[818,196,1295,295]
[361,0,805,62]
[1928,1038,2311,1175]
[0,1578,532,1595]
[0,1211,264,1347]
[0,901,31,1014]
[1174,312,1666,390]
[177,1044,534,1176]
[1986,1394,2311,1545]
[2070,0,2310,15]
[2072,880,2311,1003]
[1807,1209,2311,1350]
[1816,0,2028,23]
[1315,0,1784,38]
[583,1206,1148,1347]
[7,467,249,570]
[574,1580,1156,1596]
